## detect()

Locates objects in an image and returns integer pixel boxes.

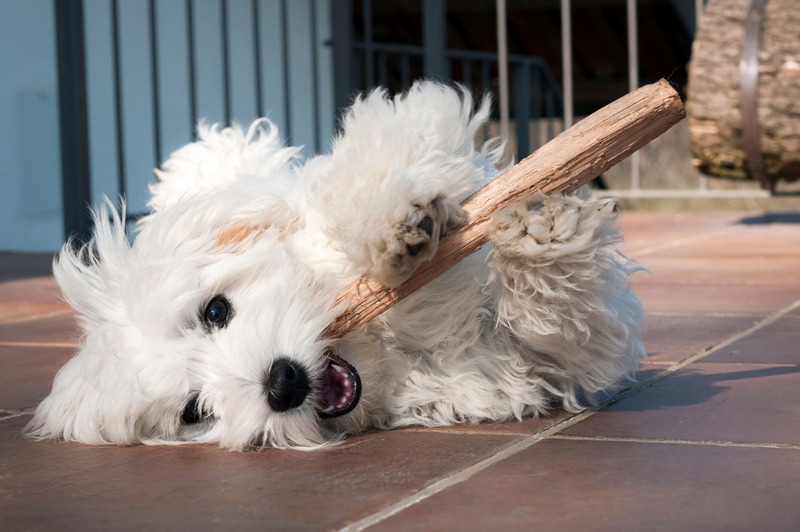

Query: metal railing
[56,0,332,241]
[352,42,564,162]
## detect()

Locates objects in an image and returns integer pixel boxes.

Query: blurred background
[1,0,797,251]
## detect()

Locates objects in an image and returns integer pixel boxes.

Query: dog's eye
[203,296,232,328]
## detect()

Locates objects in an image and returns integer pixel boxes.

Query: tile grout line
[550,434,800,451]
[668,298,800,369]
[593,298,800,412]
[343,297,800,531]
[339,410,596,532]
[0,341,78,348]
[0,308,73,326]
[626,224,741,258]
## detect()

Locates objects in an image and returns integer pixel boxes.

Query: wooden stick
[325,79,685,339]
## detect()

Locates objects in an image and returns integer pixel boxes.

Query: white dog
[28,82,645,450]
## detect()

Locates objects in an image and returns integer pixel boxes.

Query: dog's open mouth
[317,351,361,418]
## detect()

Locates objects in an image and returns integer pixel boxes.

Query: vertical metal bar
[531,67,541,149]
[186,0,198,134]
[400,53,411,89]
[378,52,388,87]
[280,0,291,141]
[353,49,362,91]
[627,0,640,191]
[513,62,531,161]
[55,0,93,241]
[462,58,472,88]
[220,0,231,123]
[310,0,321,153]
[423,0,448,80]
[362,0,374,87]
[560,0,573,129]
[252,0,264,118]
[546,91,555,138]
[148,0,162,165]
[331,0,354,115]
[496,0,510,142]
[110,0,127,208]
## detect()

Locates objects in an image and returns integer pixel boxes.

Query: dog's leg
[303,83,500,288]
[488,189,646,411]
[358,194,468,288]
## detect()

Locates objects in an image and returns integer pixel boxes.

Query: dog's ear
[26,352,113,444]
[149,119,300,213]
[53,202,131,329]
[26,334,189,445]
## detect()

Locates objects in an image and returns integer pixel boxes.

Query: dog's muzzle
[266,358,311,412]
[264,352,361,417]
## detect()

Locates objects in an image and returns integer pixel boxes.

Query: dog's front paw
[490,193,617,260]
[371,198,464,287]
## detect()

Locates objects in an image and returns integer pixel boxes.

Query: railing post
[331,0,354,118]
[55,0,93,243]
[531,66,542,149]
[513,62,531,161]
[423,0,448,80]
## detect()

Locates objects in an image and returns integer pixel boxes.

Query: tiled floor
[1,212,799,530]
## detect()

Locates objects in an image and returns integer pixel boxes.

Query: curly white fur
[28,82,646,451]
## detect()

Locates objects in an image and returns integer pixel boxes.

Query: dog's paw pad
[406,216,433,256]
[407,242,425,256]
[417,215,434,237]
[372,201,463,287]
[492,194,605,256]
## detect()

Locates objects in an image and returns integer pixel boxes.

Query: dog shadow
[606,364,800,412]
[735,212,800,225]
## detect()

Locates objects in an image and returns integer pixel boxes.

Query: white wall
[83,0,335,217]
[0,0,335,251]
[0,0,63,252]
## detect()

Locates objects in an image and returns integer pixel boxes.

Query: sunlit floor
[2,211,799,530]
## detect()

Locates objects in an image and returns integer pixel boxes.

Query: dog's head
[28,148,381,451]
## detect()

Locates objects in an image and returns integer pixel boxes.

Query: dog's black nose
[266,358,311,412]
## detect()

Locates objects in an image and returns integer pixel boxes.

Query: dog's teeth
[324,405,335,413]
[332,364,343,373]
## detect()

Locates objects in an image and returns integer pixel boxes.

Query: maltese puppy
[28,82,645,450]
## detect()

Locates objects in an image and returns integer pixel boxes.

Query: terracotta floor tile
[633,282,800,316]
[562,362,800,445]
[376,439,800,530]
[0,277,63,303]
[0,312,79,345]
[643,314,760,363]
[704,315,800,365]
[0,313,79,345]
[0,416,521,530]
[403,408,575,436]
[634,256,800,286]
[0,277,69,323]
[0,346,73,410]
[645,229,800,260]
[619,211,745,253]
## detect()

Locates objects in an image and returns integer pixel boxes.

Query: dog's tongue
[317,351,361,418]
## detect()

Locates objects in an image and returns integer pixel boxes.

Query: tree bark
[687,0,800,184]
